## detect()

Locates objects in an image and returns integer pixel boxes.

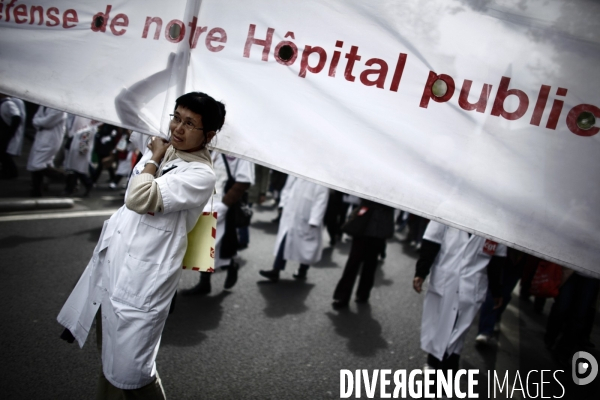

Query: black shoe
[182,272,211,295]
[293,265,308,280]
[332,300,349,310]
[259,269,279,282]
[292,271,307,280]
[355,297,368,304]
[224,262,239,289]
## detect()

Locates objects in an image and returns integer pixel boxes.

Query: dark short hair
[174,92,226,132]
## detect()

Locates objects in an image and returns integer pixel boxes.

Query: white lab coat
[57,150,216,389]
[420,221,507,361]
[1,97,26,156]
[26,106,67,171]
[274,176,329,265]
[211,151,255,267]
[64,116,98,175]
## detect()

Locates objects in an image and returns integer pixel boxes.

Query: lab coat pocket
[299,224,318,241]
[111,253,160,311]
[141,212,175,232]
[428,267,447,295]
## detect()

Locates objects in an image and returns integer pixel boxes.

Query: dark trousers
[333,236,384,302]
[273,234,309,271]
[478,263,522,335]
[65,172,92,195]
[545,274,600,358]
[324,190,349,244]
[0,133,17,179]
[31,170,45,197]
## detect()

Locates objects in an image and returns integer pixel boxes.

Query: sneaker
[259,269,280,282]
[475,333,492,345]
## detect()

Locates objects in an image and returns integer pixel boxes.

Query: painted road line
[0,209,119,222]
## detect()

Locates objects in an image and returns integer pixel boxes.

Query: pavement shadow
[373,264,394,287]
[400,242,420,259]
[256,280,315,318]
[326,304,388,357]
[161,291,231,347]
[250,220,279,235]
[0,235,55,249]
[334,239,352,256]
[70,226,103,243]
[313,247,340,269]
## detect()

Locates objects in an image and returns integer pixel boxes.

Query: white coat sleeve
[155,164,216,214]
[233,159,255,184]
[33,108,66,129]
[0,101,20,124]
[422,220,446,244]
[308,184,329,226]
[494,243,508,257]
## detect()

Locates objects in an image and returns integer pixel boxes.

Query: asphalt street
[0,154,599,399]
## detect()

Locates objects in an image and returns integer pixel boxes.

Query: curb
[0,198,75,212]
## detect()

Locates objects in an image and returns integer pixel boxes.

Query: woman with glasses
[58,92,224,399]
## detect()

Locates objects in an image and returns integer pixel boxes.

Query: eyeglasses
[169,114,204,131]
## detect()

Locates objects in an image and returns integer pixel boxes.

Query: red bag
[530,261,563,298]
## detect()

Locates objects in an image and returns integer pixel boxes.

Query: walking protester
[475,248,529,345]
[331,199,395,309]
[259,176,329,282]
[412,221,505,373]
[63,116,99,197]
[184,152,254,295]
[26,106,67,197]
[0,94,26,179]
[238,163,270,250]
[57,92,224,399]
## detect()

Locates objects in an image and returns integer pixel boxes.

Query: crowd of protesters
[2,95,598,398]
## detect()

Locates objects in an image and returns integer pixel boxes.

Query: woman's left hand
[148,136,170,162]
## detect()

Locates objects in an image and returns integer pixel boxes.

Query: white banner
[1,0,599,276]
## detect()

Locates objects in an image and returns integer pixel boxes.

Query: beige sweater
[125,146,213,214]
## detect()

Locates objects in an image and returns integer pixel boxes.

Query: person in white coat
[26,106,67,196]
[0,94,26,179]
[184,152,254,295]
[259,176,329,281]
[412,220,505,372]
[63,116,99,196]
[57,92,224,398]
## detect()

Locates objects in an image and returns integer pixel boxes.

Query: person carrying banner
[413,221,505,372]
[259,176,329,282]
[57,92,224,398]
